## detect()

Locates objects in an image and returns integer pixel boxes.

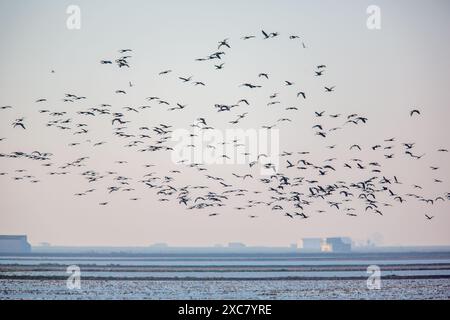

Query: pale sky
[0,0,449,247]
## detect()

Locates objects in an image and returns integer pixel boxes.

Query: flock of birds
[0,30,448,222]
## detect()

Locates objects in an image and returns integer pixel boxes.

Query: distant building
[0,235,31,253]
[301,238,323,252]
[326,237,351,253]
[228,242,246,248]
[321,242,332,252]
[301,237,351,253]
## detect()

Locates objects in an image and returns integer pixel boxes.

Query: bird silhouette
[0,28,446,227]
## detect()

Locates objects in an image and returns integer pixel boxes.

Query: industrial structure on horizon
[0,235,31,253]
[0,234,351,254]
[301,237,352,253]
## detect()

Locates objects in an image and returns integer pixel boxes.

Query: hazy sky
[0,0,449,247]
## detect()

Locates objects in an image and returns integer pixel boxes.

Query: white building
[301,237,351,253]
[301,238,324,252]
[0,235,31,253]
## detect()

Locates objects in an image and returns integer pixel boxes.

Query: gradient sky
[0,0,449,247]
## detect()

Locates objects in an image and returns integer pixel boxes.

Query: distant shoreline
[2,263,450,271]
[3,252,450,282]
[2,250,450,258]
[2,275,450,281]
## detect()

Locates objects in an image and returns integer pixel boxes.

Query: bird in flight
[240,83,261,89]
[297,91,306,99]
[179,76,192,82]
[215,63,225,70]
[13,118,26,129]
[315,111,325,117]
[261,30,278,39]
[13,122,26,129]
[218,38,230,49]
[159,70,172,75]
[0,27,447,227]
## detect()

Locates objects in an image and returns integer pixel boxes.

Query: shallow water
[1,252,450,299]
[1,279,449,300]
[2,269,450,279]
